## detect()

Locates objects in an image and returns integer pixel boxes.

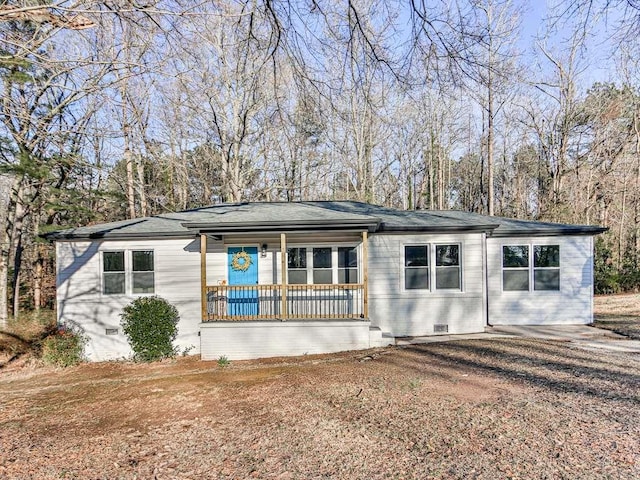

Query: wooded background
[1,0,639,326]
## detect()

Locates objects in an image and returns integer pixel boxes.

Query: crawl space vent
[434,324,449,333]
[105,328,119,335]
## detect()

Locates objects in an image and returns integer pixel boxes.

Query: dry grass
[0,310,56,369]
[594,293,640,339]
[0,300,639,479]
[0,344,639,478]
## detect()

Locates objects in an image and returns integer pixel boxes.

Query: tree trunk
[9,182,27,320]
[136,155,147,217]
[125,146,136,219]
[0,175,16,328]
[12,247,21,319]
[428,135,434,210]
[487,73,495,216]
[34,247,43,312]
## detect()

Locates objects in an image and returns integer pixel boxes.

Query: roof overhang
[489,226,609,237]
[43,231,195,241]
[181,218,381,235]
[378,224,499,234]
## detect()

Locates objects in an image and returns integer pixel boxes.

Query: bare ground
[2,341,639,479]
[0,299,639,479]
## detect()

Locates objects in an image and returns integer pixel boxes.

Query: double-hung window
[287,247,307,284]
[435,244,461,290]
[338,247,358,284]
[132,251,155,293]
[502,246,530,291]
[287,246,359,284]
[103,251,126,294]
[312,247,333,284]
[534,245,560,290]
[102,250,155,295]
[502,244,560,292]
[404,244,462,291]
[404,245,429,290]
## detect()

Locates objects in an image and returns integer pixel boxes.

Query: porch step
[369,326,395,348]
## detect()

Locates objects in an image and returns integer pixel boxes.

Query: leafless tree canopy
[1,0,640,322]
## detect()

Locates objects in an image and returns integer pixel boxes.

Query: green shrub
[41,327,86,367]
[217,355,230,368]
[120,296,180,362]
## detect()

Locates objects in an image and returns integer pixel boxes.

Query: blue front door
[227,247,259,316]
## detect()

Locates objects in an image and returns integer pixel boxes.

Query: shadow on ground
[393,338,640,406]
[595,314,640,340]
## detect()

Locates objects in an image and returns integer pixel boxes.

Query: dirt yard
[0,297,639,479]
[1,342,639,479]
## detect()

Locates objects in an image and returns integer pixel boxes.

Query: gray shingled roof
[429,210,607,237]
[43,201,606,240]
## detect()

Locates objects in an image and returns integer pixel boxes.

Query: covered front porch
[197,230,372,323]
[189,223,381,360]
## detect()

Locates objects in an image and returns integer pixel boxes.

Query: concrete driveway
[486,324,640,353]
[396,324,640,353]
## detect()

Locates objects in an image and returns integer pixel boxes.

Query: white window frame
[501,245,530,292]
[403,244,430,290]
[131,250,155,295]
[402,243,463,293]
[533,245,561,291]
[501,243,561,293]
[101,249,156,296]
[101,250,126,295]
[286,244,360,285]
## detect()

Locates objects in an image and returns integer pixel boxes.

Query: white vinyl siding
[369,233,484,337]
[57,238,202,361]
[488,236,594,325]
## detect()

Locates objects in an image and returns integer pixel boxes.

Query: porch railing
[204,284,365,321]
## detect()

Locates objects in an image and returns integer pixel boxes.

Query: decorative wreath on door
[230,249,253,271]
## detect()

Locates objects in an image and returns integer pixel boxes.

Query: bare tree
[463,0,521,216]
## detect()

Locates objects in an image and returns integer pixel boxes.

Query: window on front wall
[502,244,560,292]
[405,245,429,289]
[338,246,358,284]
[103,250,155,295]
[534,245,560,291]
[287,246,359,285]
[435,244,461,290]
[132,250,155,294]
[502,245,529,291]
[287,247,307,284]
[103,251,125,294]
[312,247,333,284]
